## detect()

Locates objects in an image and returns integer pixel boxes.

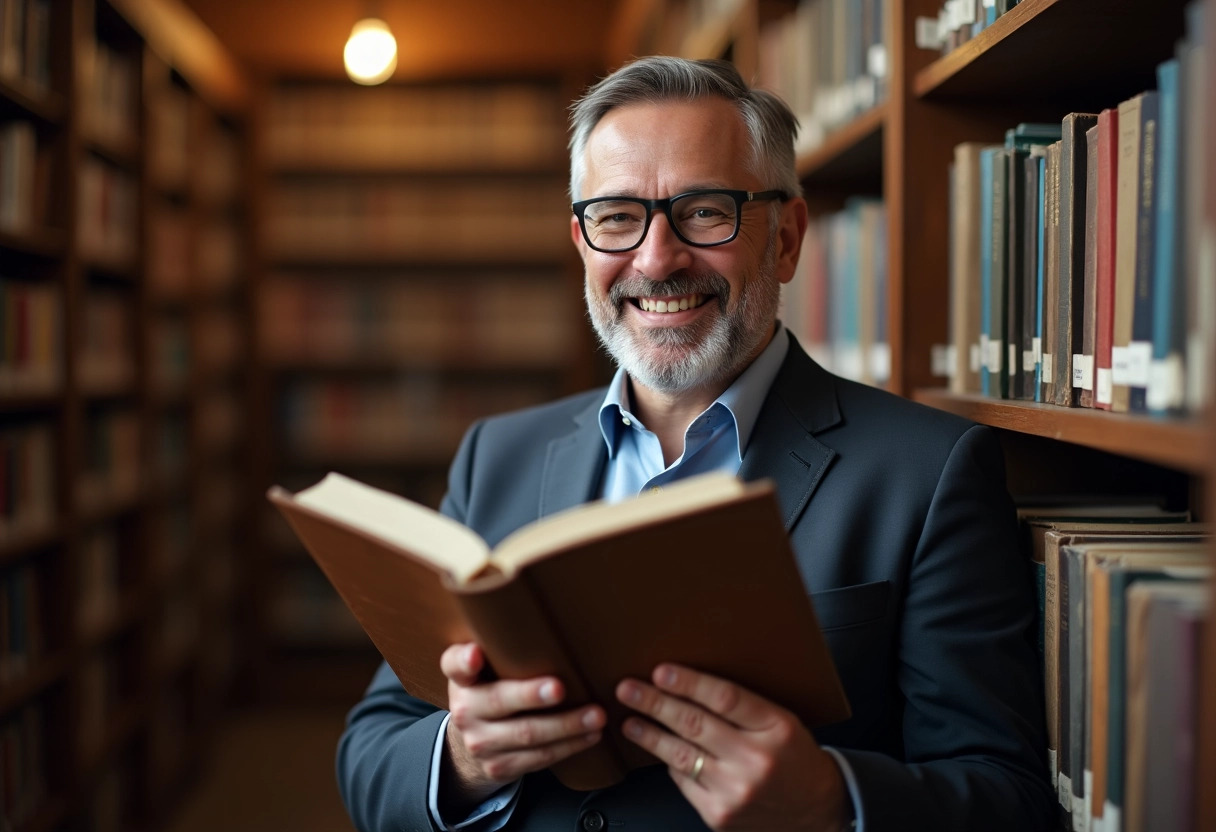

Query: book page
[490,472,752,571]
[292,473,490,584]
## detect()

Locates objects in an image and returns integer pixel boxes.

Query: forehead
[582,97,753,196]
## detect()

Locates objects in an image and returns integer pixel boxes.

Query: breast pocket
[810,580,891,632]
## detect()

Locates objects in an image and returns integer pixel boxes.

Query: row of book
[264,181,569,262]
[80,290,134,394]
[0,278,59,395]
[1023,505,1210,832]
[78,645,130,765]
[281,377,559,465]
[80,38,137,153]
[259,277,578,370]
[0,120,50,233]
[0,700,45,830]
[265,82,565,171]
[78,156,136,267]
[946,6,1210,414]
[783,198,890,387]
[0,0,50,94]
[915,0,1018,55]
[147,81,191,192]
[77,524,122,634]
[148,209,244,296]
[0,423,53,542]
[757,0,889,154]
[270,561,367,647]
[77,408,140,511]
[0,561,41,683]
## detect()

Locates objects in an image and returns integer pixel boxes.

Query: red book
[1093,108,1119,410]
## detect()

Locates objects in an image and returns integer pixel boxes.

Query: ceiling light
[344,18,397,85]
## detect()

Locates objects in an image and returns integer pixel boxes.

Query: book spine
[1094,109,1119,410]
[1112,95,1144,413]
[1128,93,1160,413]
[980,148,995,396]
[1055,114,1099,408]
[1042,142,1062,404]
[991,149,1009,398]
[1149,59,1184,415]
[1079,127,1099,408]
[1022,153,1041,400]
[1035,155,1047,399]
[1006,148,1027,399]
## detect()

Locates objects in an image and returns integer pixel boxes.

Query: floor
[165,707,356,832]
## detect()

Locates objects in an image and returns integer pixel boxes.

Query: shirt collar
[597,322,789,460]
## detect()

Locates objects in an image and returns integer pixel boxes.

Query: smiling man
[336,57,1055,832]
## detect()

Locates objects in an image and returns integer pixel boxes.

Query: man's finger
[479,731,604,783]
[463,707,606,756]
[651,663,780,731]
[440,643,484,686]
[453,676,566,723]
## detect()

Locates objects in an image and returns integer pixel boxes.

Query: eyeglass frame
[571,188,788,253]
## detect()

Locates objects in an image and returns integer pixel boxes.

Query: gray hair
[568,56,802,203]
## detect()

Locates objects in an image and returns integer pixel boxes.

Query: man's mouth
[631,293,708,314]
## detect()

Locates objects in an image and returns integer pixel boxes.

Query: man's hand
[616,663,851,832]
[438,643,606,815]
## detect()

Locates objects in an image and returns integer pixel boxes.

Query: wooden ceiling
[179,0,627,81]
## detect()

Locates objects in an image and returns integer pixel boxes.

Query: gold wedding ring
[690,754,705,782]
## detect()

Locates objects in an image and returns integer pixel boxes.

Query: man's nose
[630,211,693,279]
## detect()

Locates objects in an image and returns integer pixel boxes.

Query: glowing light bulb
[344,18,398,85]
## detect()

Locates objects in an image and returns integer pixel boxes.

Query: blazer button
[579,809,606,831]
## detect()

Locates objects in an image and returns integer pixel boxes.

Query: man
[337,57,1054,831]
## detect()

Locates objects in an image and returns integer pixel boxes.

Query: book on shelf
[1078,126,1099,408]
[1128,91,1161,414]
[1042,141,1062,404]
[1093,108,1120,411]
[1054,113,1098,408]
[1112,92,1151,413]
[1148,57,1185,415]
[268,470,850,791]
[1125,579,1209,832]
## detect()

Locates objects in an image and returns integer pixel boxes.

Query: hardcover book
[268,471,850,791]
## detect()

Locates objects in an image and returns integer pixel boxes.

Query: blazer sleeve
[834,424,1055,831]
[335,421,486,832]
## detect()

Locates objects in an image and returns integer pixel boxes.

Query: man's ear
[774,197,809,285]
[571,215,588,259]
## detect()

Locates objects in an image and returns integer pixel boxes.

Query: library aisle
[164,707,353,832]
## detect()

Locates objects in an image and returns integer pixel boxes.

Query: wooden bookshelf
[249,75,596,700]
[0,0,253,829]
[642,0,1215,828]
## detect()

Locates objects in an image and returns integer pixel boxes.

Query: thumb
[441,642,484,687]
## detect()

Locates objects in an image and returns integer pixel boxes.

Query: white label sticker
[969,343,982,373]
[1024,350,1037,372]
[1096,368,1113,405]
[1042,353,1054,379]
[1049,749,1058,789]
[872,343,891,382]
[989,340,1004,372]
[1033,337,1042,363]
[1111,346,1131,385]
[1009,344,1018,375]
[1126,341,1152,386]
[1059,773,1072,809]
[1103,801,1121,832]
[1073,354,1093,389]
[1147,356,1184,411]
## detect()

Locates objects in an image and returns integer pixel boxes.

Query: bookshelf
[0,0,252,828]
[631,0,1213,828]
[249,76,596,703]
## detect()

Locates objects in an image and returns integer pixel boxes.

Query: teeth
[639,294,702,314]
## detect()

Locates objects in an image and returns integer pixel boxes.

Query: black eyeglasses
[571,189,787,253]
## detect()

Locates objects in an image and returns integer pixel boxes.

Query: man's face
[571,98,801,397]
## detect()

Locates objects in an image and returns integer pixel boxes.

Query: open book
[268,471,849,791]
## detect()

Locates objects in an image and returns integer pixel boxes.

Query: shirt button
[621,417,631,426]
[580,809,606,831]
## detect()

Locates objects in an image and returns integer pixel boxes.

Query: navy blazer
[337,334,1056,831]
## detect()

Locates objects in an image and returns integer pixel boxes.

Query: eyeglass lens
[582,192,739,251]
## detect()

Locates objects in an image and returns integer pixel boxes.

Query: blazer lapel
[739,336,842,531]
[539,397,608,518]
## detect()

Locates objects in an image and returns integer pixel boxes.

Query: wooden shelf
[268,159,566,178]
[796,104,885,193]
[0,389,63,412]
[0,650,71,718]
[0,76,66,123]
[914,0,1190,106]
[0,522,62,566]
[0,226,68,259]
[83,131,141,169]
[913,389,1208,474]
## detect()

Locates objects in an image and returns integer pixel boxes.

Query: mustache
[607,272,731,309]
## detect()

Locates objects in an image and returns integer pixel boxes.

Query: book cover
[1005,147,1028,400]
[1054,113,1098,408]
[1021,151,1043,400]
[1094,108,1119,410]
[268,471,850,791]
[1128,92,1160,412]
[1034,154,1046,399]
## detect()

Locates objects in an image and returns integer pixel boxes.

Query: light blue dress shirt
[427,324,863,830]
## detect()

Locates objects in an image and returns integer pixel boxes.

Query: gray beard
[585,237,780,395]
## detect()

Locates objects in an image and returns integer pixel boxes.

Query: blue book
[1149,59,1183,415]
